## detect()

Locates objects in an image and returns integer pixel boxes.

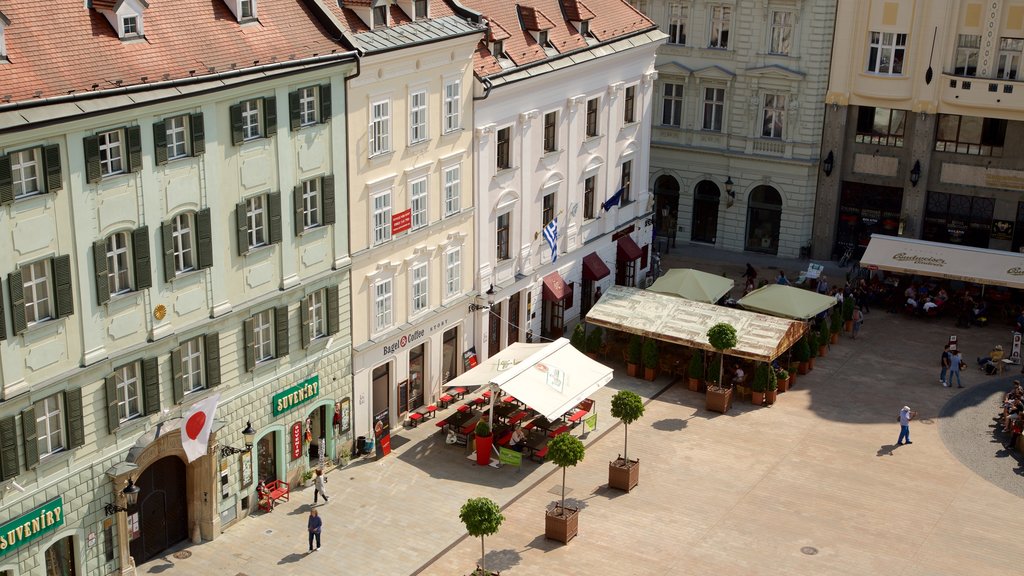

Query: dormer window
[240,0,254,19]
[414,0,427,19]
[492,40,504,59]
[0,11,9,62]
[538,31,549,47]
[122,16,139,36]
[373,5,388,28]
[578,21,589,36]
[93,0,147,40]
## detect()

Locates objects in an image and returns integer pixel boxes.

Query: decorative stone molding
[567,95,586,110]
[643,71,658,86]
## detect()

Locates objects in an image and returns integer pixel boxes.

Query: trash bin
[356,436,367,455]
[363,436,375,455]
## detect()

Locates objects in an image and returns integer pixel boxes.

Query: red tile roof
[0,0,348,105]
[323,0,459,37]
[486,19,511,42]
[517,5,554,32]
[560,0,596,21]
[464,0,655,79]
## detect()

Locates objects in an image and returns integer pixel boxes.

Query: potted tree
[570,323,587,352]
[775,366,790,393]
[608,390,644,492]
[842,297,855,332]
[641,339,658,381]
[705,323,737,414]
[830,309,842,345]
[687,351,704,392]
[626,335,642,378]
[751,363,771,406]
[817,328,829,357]
[585,326,604,360]
[545,433,585,544]
[764,366,779,405]
[807,332,818,368]
[474,420,493,466]
[794,337,810,375]
[459,497,505,576]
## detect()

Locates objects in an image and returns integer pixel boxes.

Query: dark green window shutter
[53,254,74,318]
[105,374,120,433]
[229,104,243,146]
[171,348,184,404]
[190,113,206,156]
[243,318,255,371]
[93,238,111,306]
[0,416,18,480]
[132,226,152,290]
[84,135,101,184]
[142,357,159,415]
[322,176,336,225]
[196,208,213,270]
[288,90,301,132]
[319,84,332,123]
[0,280,6,341]
[300,295,310,349]
[8,270,26,335]
[268,192,282,245]
[293,184,304,236]
[43,145,62,193]
[21,407,37,469]
[205,332,221,388]
[274,305,289,358]
[327,285,340,336]
[152,120,168,165]
[0,154,12,204]
[161,220,176,282]
[264,96,278,137]
[236,201,249,256]
[65,388,84,449]
[126,126,143,173]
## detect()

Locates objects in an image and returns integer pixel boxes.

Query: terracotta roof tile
[0,0,347,105]
[462,0,655,78]
[517,5,554,31]
[322,0,473,51]
[91,0,119,10]
[486,19,511,42]
[560,0,595,21]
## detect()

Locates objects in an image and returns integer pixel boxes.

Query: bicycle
[838,245,854,268]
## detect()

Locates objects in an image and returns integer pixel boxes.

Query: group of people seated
[901,283,950,316]
[999,381,1024,450]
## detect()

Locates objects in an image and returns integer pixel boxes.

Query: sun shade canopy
[648,268,735,304]
[443,342,550,391]
[860,234,1024,289]
[542,271,569,301]
[585,285,807,362]
[582,252,611,281]
[617,236,642,261]
[738,284,837,320]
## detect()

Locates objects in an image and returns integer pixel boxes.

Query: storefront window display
[257,432,278,483]
[922,191,993,248]
[744,186,782,255]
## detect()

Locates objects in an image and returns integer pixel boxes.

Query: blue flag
[543,217,558,262]
[602,187,624,212]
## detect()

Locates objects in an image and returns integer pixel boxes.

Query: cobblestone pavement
[139,245,1024,576]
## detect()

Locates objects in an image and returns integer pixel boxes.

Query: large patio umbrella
[737,284,837,320]
[648,268,735,304]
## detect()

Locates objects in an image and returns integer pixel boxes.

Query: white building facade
[462,0,664,359]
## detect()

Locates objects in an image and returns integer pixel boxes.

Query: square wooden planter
[545,505,580,544]
[608,458,640,492]
[705,387,732,414]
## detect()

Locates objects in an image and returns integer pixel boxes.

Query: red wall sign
[290,422,302,460]
[392,209,412,235]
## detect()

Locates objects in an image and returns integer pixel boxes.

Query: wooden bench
[258,479,290,512]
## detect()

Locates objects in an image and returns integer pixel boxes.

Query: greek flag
[543,217,558,262]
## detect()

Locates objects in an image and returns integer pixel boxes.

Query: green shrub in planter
[688,352,704,380]
[610,390,645,461]
[642,339,658,369]
[830,309,842,335]
[794,338,810,362]
[842,297,855,322]
[775,367,788,385]
[752,363,773,393]
[586,326,604,355]
[547,433,586,513]
[460,497,504,576]
[806,333,818,358]
[570,324,587,351]
[706,323,737,389]
[475,420,491,438]
[627,335,643,365]
[818,329,830,349]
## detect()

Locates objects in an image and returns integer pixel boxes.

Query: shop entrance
[408,343,426,412]
[654,175,680,249]
[691,180,720,243]
[488,300,503,357]
[744,186,783,254]
[130,456,188,565]
[307,405,328,466]
[441,327,459,384]
[372,363,390,424]
[256,431,279,483]
[507,292,521,346]
[44,536,75,576]
[835,181,902,257]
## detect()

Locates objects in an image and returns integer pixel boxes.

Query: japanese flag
[181,393,221,463]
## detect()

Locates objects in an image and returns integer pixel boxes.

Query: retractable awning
[586,285,806,362]
[738,284,837,320]
[860,234,1024,289]
[582,252,611,281]
[542,271,569,301]
[617,236,642,261]
[443,342,549,390]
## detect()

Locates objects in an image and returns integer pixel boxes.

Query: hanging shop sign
[291,422,303,460]
[272,375,320,416]
[392,209,412,235]
[0,497,64,556]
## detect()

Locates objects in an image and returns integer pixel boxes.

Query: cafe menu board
[373,408,391,459]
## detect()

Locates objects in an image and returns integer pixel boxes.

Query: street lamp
[909,160,921,187]
[104,477,141,515]
[724,176,735,207]
[220,420,257,457]
[823,150,834,176]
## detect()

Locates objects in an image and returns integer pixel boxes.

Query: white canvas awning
[860,234,1024,289]
[489,339,614,421]
[442,342,549,390]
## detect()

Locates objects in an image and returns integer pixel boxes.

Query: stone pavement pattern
[139,247,1024,576]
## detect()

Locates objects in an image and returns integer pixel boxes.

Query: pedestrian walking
[949,349,964,388]
[307,508,322,552]
[939,343,951,386]
[896,405,918,446]
[313,468,329,504]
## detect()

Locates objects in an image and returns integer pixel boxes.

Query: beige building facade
[639,0,836,259]
[815,0,1024,258]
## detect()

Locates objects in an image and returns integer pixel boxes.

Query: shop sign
[272,375,320,416]
[392,209,412,235]
[373,409,391,459]
[992,219,1014,241]
[0,497,64,556]
[291,422,303,460]
[499,447,522,467]
[382,329,426,357]
[463,348,478,371]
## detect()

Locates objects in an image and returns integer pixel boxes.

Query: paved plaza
[140,247,1024,576]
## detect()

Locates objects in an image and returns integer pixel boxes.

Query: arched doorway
[43,535,76,576]
[745,186,783,254]
[130,456,188,565]
[653,175,680,249]
[691,180,720,243]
